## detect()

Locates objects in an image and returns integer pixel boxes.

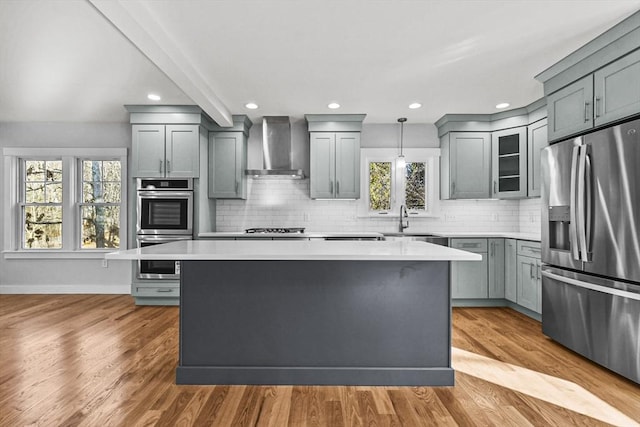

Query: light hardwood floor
[1,295,638,426]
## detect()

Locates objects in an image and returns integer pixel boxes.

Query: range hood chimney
[245,116,305,179]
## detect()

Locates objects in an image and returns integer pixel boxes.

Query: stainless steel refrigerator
[541,117,640,384]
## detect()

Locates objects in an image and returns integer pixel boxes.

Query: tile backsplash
[216,179,541,234]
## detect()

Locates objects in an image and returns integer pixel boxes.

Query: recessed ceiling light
[147,93,161,101]
[409,103,422,109]
[328,103,340,109]
[245,102,259,109]
[495,102,510,109]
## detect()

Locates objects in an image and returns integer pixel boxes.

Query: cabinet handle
[594,97,601,118]
[156,288,174,293]
[529,263,534,279]
[493,181,497,194]
[159,159,163,174]
[584,102,590,122]
[235,181,239,193]
[536,264,540,280]
[452,181,456,195]
[330,180,334,195]
[461,243,479,248]
[167,160,171,173]
[336,181,340,195]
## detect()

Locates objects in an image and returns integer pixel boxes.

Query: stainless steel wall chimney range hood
[245,116,305,179]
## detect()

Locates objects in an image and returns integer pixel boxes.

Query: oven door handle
[137,191,193,197]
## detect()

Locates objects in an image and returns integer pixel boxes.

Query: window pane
[25,161,44,181]
[405,162,426,210]
[26,182,45,203]
[46,161,62,182]
[23,205,62,249]
[102,183,121,203]
[81,205,120,249]
[45,183,63,203]
[369,162,391,211]
[103,161,121,181]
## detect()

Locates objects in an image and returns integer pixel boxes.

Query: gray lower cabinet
[132,124,200,178]
[441,132,491,199]
[546,49,640,142]
[488,239,505,298]
[516,240,542,313]
[310,132,360,199]
[504,238,517,302]
[527,119,548,197]
[132,281,179,306]
[450,239,488,298]
[209,131,247,199]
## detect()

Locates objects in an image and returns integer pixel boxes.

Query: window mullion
[62,156,76,250]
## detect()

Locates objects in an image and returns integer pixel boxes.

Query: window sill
[3,250,116,260]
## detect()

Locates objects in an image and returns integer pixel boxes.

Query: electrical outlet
[445,214,456,222]
[491,213,499,222]
[101,259,108,268]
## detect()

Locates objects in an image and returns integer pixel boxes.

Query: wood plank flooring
[1,294,639,426]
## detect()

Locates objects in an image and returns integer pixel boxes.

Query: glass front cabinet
[491,127,527,198]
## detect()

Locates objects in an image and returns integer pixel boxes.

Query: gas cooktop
[244,227,306,234]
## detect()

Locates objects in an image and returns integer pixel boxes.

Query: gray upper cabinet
[310,132,360,199]
[132,124,199,178]
[546,75,594,142]
[594,49,640,127]
[306,114,365,200]
[536,11,640,142]
[491,127,527,198]
[209,132,247,199]
[527,119,548,197]
[442,132,491,199]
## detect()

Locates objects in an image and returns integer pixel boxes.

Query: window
[3,148,127,257]
[360,148,440,217]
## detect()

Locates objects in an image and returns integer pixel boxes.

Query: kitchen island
[107,240,480,386]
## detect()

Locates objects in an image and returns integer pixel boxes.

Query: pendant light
[397,117,407,168]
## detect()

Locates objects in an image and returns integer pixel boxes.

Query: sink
[382,233,448,246]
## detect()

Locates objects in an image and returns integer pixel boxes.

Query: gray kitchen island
[107,239,480,386]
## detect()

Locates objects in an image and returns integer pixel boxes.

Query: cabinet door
[132,124,165,177]
[527,119,548,197]
[310,133,336,199]
[491,127,527,198]
[547,75,594,142]
[449,132,491,199]
[488,239,505,298]
[594,49,640,127]
[451,254,488,299]
[166,125,199,177]
[504,239,517,302]
[334,133,360,199]
[517,255,538,312]
[209,132,245,199]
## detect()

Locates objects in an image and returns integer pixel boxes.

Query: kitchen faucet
[399,205,409,232]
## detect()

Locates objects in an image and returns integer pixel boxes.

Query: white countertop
[429,232,541,241]
[198,231,384,239]
[106,240,481,261]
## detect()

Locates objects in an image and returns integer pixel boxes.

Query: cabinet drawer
[517,240,541,258]
[450,238,487,253]
[134,286,180,297]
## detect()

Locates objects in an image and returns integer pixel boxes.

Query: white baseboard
[0,284,130,294]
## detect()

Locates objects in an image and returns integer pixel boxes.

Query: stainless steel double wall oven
[136,178,193,279]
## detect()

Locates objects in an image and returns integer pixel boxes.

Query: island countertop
[106,240,481,261]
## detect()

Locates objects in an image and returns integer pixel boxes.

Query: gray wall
[0,122,132,293]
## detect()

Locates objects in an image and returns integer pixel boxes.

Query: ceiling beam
[88,0,233,127]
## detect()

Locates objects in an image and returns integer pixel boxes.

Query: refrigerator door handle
[542,270,640,301]
[569,144,581,261]
[584,151,592,261]
[576,145,590,262]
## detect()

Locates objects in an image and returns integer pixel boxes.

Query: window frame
[3,148,128,259]
[359,148,440,218]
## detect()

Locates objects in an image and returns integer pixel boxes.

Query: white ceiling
[1,0,639,125]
